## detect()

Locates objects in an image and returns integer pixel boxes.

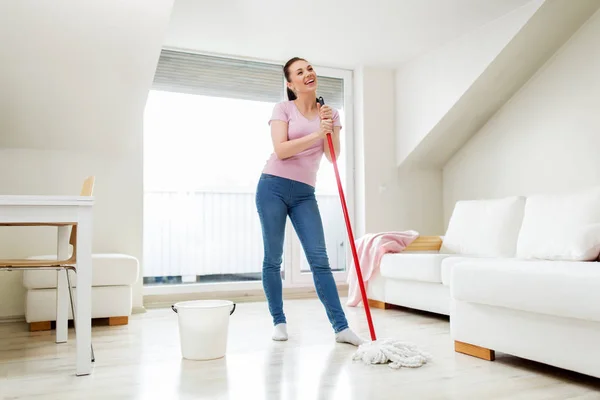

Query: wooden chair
[0,176,96,362]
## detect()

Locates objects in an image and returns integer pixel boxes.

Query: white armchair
[22,253,139,331]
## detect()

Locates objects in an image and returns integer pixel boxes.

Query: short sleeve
[333,108,342,129]
[268,102,289,125]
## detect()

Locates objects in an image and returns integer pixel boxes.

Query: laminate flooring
[1,298,599,399]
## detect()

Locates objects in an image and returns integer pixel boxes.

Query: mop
[318,96,431,369]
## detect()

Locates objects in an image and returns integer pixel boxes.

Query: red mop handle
[326,132,377,341]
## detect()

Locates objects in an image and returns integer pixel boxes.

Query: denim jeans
[255,173,349,333]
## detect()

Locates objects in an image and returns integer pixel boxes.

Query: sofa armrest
[405,236,443,251]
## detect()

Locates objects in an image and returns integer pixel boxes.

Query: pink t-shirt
[262,100,342,187]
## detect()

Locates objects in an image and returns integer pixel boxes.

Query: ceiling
[162,0,535,69]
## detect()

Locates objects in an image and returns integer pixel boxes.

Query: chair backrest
[80,176,95,196]
[69,176,95,246]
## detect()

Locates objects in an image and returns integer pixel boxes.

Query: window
[143,50,354,293]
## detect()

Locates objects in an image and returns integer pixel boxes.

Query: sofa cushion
[379,253,451,283]
[516,186,600,261]
[22,253,139,289]
[451,259,600,323]
[440,256,492,286]
[440,196,525,257]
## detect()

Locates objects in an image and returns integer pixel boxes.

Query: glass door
[143,91,285,288]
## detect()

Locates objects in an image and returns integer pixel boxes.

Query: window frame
[142,48,355,297]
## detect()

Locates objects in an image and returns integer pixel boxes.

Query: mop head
[352,338,432,369]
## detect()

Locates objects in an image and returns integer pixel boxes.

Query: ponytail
[286,87,297,101]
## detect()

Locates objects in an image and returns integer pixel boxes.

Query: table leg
[75,212,93,376]
[56,226,70,344]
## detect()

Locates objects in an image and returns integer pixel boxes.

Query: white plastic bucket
[171,299,236,360]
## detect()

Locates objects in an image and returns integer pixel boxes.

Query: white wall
[0,1,174,319]
[443,9,600,225]
[385,1,542,235]
[395,0,542,167]
[354,68,443,236]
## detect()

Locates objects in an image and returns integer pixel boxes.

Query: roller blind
[152,49,345,110]
[316,76,344,111]
[152,50,284,103]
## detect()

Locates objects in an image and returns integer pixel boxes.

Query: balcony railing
[143,190,346,281]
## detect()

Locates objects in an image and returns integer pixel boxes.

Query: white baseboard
[0,315,24,324]
[144,284,348,309]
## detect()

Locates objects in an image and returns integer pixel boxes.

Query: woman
[255,57,364,346]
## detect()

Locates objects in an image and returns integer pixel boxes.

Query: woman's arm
[271,120,322,160]
[323,126,341,163]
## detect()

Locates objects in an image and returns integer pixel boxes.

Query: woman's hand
[318,104,333,120]
[317,119,333,138]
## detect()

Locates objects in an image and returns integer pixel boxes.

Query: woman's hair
[283,57,306,101]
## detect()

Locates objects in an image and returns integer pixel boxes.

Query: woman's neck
[294,94,317,114]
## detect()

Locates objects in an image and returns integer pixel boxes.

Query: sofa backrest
[441,196,526,257]
[516,186,600,261]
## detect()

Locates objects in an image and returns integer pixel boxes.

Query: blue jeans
[255,173,349,333]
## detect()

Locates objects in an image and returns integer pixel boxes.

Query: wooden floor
[1,298,600,399]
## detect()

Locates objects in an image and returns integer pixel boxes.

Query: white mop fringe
[352,338,432,369]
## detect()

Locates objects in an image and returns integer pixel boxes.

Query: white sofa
[367,186,600,379]
[22,253,139,331]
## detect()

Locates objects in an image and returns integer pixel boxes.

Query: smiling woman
[254,56,363,345]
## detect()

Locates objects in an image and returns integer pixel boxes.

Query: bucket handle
[171,303,236,315]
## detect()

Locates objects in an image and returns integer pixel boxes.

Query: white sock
[335,328,365,346]
[272,323,288,341]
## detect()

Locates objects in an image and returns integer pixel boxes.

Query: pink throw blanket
[346,230,419,307]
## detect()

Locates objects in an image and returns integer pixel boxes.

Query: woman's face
[287,59,317,97]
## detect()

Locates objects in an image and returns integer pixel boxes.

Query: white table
[0,195,94,376]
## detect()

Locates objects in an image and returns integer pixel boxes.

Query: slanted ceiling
[397,0,600,170]
[0,0,175,153]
